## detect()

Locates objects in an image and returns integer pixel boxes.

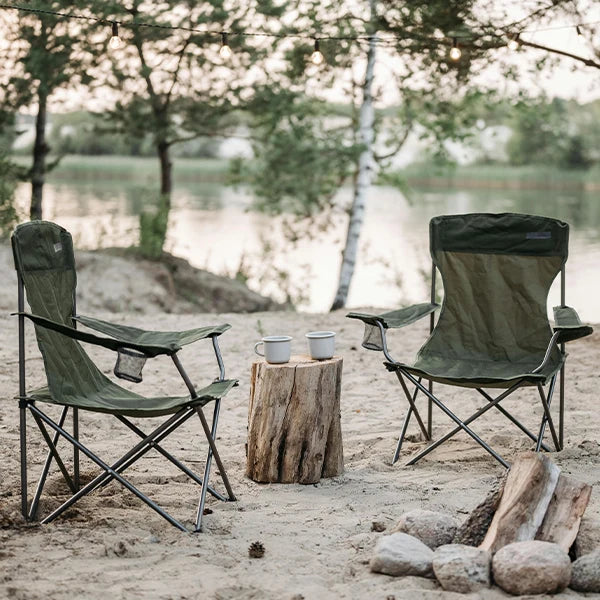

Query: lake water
[14,179,600,321]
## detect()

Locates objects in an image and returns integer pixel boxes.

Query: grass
[11,154,600,190]
[394,163,600,190]
[11,154,230,183]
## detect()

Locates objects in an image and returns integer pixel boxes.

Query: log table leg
[246,355,343,484]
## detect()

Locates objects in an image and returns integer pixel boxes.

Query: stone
[393,509,457,549]
[573,517,600,558]
[432,544,491,593]
[492,540,571,596]
[570,549,600,592]
[370,532,434,578]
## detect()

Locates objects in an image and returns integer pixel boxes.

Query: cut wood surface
[246,355,343,484]
[480,452,560,553]
[536,473,592,551]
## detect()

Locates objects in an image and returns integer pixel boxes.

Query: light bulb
[109,22,121,49]
[219,32,232,59]
[449,39,461,61]
[311,39,324,65]
[507,33,520,51]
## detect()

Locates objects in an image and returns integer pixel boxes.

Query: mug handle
[254,341,265,357]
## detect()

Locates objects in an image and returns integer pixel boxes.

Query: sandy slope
[1,310,599,599]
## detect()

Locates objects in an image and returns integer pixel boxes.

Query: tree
[0,2,95,219]
[96,0,282,257]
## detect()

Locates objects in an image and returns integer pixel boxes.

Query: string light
[109,21,121,49]
[1,2,600,65]
[507,33,520,51]
[219,31,232,58]
[449,38,461,61]
[310,39,324,65]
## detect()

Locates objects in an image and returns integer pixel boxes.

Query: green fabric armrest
[14,313,229,357]
[553,306,593,343]
[14,312,175,357]
[75,315,230,349]
[347,302,439,329]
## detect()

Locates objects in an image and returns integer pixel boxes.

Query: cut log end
[246,356,344,484]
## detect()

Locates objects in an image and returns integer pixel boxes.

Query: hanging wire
[0,1,599,46]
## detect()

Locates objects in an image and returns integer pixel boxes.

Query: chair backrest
[422,213,568,365]
[12,221,109,399]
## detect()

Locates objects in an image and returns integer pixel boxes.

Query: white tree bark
[330,1,377,310]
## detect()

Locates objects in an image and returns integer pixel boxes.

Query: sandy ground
[1,309,599,600]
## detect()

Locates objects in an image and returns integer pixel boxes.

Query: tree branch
[520,38,600,69]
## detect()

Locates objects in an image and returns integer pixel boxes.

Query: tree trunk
[157,139,172,197]
[30,89,48,220]
[330,2,377,311]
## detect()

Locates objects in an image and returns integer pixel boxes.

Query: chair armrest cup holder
[114,347,147,383]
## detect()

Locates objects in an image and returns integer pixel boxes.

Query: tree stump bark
[246,355,343,484]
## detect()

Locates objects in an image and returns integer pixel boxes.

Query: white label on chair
[53,242,63,253]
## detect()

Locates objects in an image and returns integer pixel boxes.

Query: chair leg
[29,406,70,520]
[428,382,433,439]
[392,376,422,464]
[19,401,28,520]
[559,362,565,449]
[73,407,80,490]
[195,405,236,502]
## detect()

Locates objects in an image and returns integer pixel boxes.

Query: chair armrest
[553,306,593,344]
[347,302,439,329]
[14,312,180,357]
[75,315,230,349]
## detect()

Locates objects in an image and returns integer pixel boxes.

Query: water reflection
[14,181,600,321]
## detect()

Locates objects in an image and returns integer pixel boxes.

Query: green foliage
[0,154,18,238]
[507,98,596,169]
[139,194,170,259]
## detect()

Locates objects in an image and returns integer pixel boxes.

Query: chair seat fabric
[27,378,237,418]
[385,353,564,389]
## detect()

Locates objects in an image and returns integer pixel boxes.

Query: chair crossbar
[537,382,561,451]
[392,376,423,464]
[396,373,430,440]
[399,371,513,468]
[536,374,558,452]
[30,403,189,531]
[476,388,552,453]
[26,401,233,532]
[29,406,70,520]
[114,415,226,502]
[30,410,77,494]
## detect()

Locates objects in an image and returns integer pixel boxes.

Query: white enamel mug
[254,335,292,364]
[306,331,335,360]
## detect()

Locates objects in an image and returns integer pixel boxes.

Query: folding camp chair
[348,213,593,468]
[12,220,238,531]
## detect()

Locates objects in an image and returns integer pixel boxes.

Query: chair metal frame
[16,276,236,532]
[382,262,567,469]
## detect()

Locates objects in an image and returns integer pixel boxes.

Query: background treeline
[9,96,600,170]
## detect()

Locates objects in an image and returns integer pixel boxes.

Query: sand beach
[1,299,599,599]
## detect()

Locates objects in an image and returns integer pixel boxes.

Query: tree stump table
[246,355,343,484]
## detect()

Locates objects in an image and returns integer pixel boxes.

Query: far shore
[11,153,600,191]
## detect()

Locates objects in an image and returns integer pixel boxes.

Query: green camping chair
[12,220,238,531]
[348,213,593,468]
